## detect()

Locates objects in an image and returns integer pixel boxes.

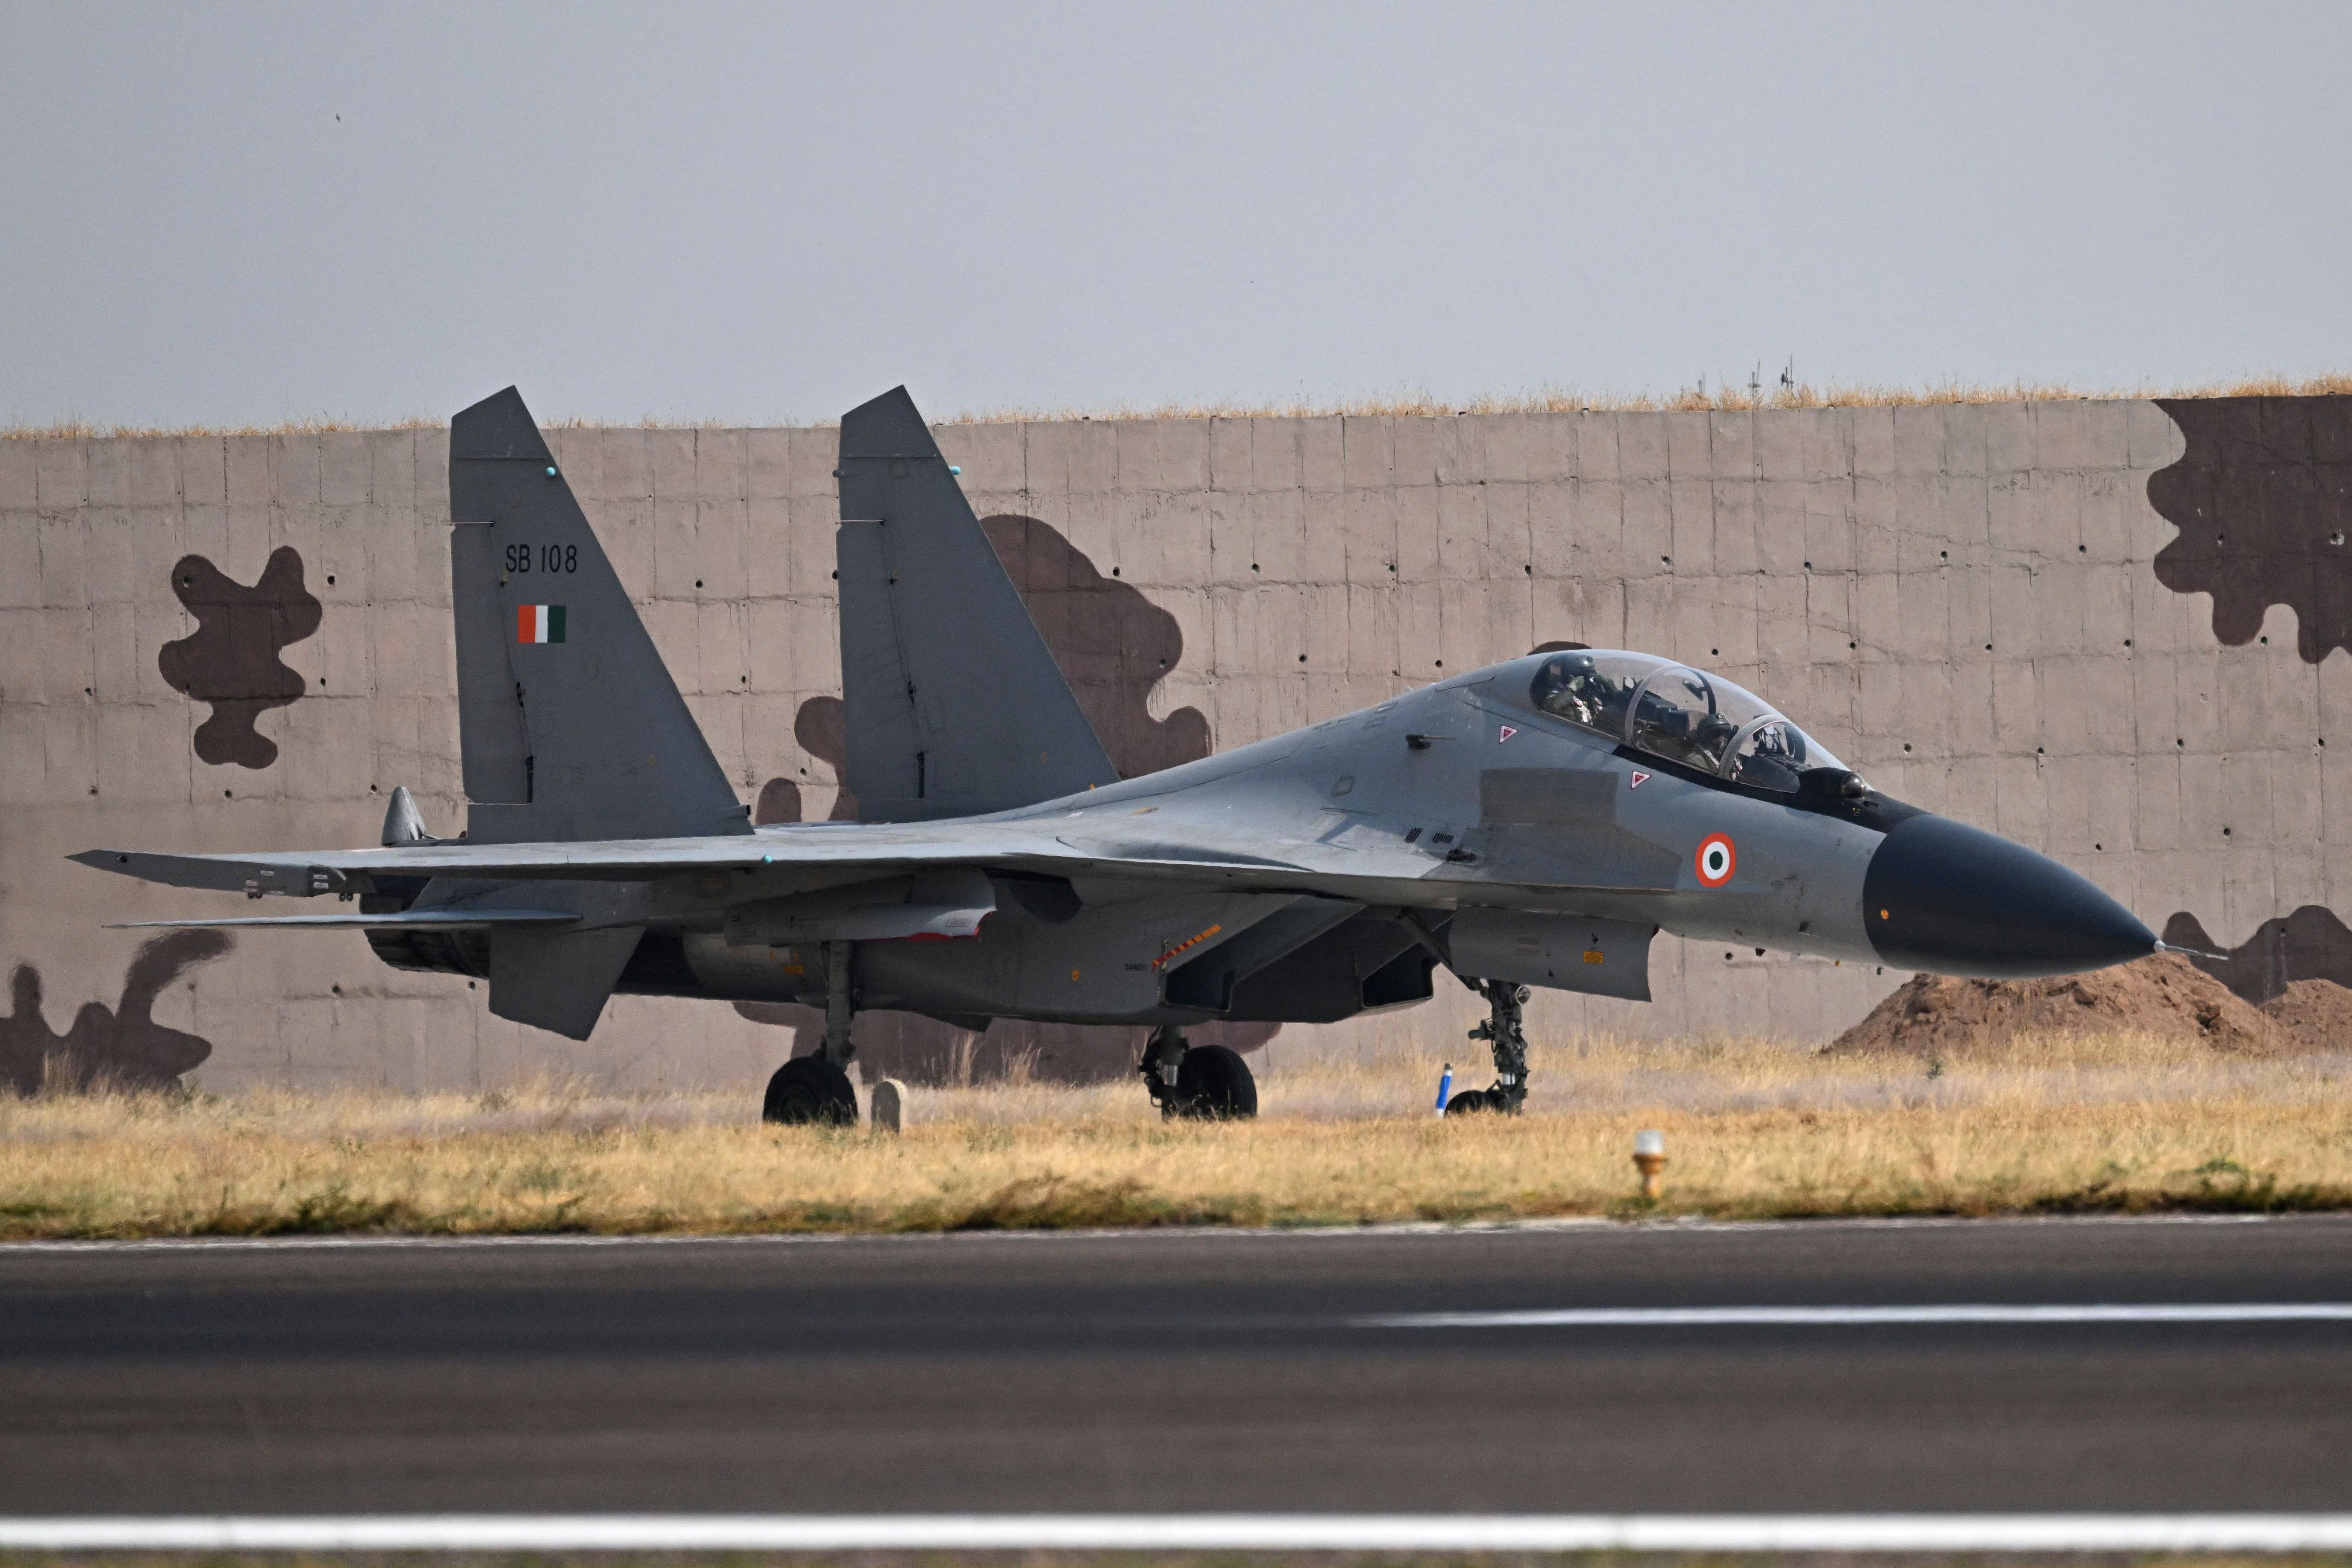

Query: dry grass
[11,373,2352,441]
[2,1032,2348,1239]
[0,414,445,441]
[944,371,2352,425]
[2,1558,2348,1568]
[8,1559,2352,1568]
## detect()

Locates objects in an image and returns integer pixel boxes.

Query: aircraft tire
[1443,1088,1496,1115]
[762,1056,859,1127]
[1172,1044,1257,1120]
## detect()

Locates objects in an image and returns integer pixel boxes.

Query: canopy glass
[1526,650,1846,791]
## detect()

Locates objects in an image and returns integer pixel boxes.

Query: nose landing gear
[1446,979,1530,1115]
[1140,1025,1258,1120]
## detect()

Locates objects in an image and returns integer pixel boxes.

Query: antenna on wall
[1780,357,1796,392]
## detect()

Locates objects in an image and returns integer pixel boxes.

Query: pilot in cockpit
[1632,669,1742,770]
[1528,648,1850,792]
[1530,653,1620,729]
[1731,720,1807,791]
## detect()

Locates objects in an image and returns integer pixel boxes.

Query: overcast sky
[3,1,2346,429]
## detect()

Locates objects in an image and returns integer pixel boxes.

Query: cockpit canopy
[1526,650,1846,793]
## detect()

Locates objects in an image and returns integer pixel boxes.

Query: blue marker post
[1434,1063,1454,1116]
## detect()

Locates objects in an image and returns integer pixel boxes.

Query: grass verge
[2,1033,2348,1239]
[13,371,2352,439]
[3,1555,2352,1568]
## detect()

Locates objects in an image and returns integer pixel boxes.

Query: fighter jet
[74,387,2161,1122]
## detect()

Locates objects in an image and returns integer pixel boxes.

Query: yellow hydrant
[1633,1129,1666,1200]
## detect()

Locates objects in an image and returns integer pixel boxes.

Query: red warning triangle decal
[1498,725,1518,742]
[1629,770,1651,788]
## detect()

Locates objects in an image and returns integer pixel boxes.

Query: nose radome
[1863,814,2156,979]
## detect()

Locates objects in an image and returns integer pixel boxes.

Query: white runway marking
[1363,1302,2352,1328]
[4,1514,2352,1552]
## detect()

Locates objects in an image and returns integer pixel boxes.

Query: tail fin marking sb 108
[447,387,750,846]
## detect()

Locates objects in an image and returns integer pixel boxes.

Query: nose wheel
[1141,1026,1258,1120]
[1446,979,1530,1115]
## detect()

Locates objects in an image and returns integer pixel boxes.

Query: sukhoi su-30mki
[75,387,2163,1122]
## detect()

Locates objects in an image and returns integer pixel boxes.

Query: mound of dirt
[2259,978,2352,1053]
[1827,952,2282,1057]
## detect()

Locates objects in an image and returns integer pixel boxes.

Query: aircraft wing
[73,812,1670,911]
[70,823,1273,891]
[104,909,584,931]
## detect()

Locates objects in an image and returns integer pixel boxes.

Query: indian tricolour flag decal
[516,605,567,644]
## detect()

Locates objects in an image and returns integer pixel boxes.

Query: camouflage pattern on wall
[2163,905,2352,1007]
[1,930,229,1093]
[2,398,2343,1091]
[157,546,321,768]
[2150,396,2352,664]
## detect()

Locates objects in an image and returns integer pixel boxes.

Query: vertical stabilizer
[835,387,1117,820]
[448,387,750,844]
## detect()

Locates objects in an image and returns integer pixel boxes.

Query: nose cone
[1863,814,2155,979]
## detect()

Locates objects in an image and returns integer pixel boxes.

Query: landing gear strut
[1140,1025,1258,1120]
[821,940,854,1068]
[1446,978,1530,1116]
[762,940,858,1126]
[1141,1024,1186,1113]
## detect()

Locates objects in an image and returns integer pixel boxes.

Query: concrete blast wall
[6,395,2351,1092]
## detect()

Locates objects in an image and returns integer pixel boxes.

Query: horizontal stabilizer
[73,849,356,897]
[106,909,581,932]
[488,924,643,1040]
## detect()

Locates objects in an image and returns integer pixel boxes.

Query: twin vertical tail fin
[448,387,750,845]
[445,387,747,1040]
[439,384,1103,1035]
[834,387,1117,820]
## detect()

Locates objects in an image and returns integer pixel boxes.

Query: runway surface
[3,1216,2349,1515]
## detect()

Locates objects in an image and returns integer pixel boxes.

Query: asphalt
[2,1216,2349,1515]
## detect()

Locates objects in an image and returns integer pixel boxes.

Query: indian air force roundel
[1695,832,1736,887]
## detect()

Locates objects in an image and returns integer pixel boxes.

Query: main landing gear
[763,940,859,1126]
[763,1056,856,1124]
[1445,979,1530,1116]
[1140,1024,1258,1120]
